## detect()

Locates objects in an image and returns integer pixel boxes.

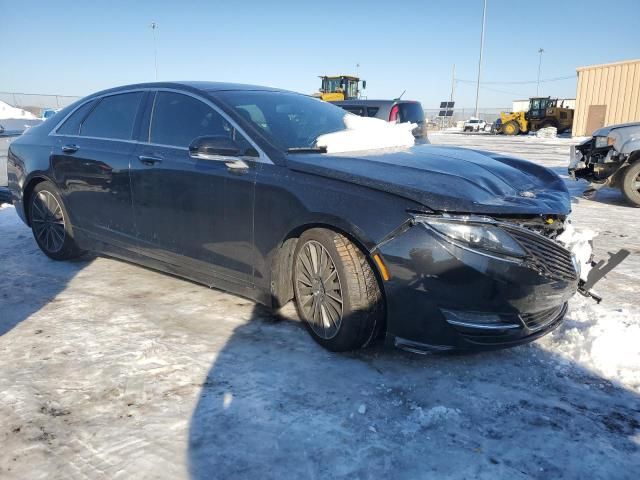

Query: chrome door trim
[49,87,273,165]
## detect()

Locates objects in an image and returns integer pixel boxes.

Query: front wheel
[293,229,384,352]
[621,161,640,207]
[29,181,84,260]
[502,121,520,135]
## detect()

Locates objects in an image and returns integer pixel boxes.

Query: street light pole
[150,22,159,81]
[474,0,487,118]
[536,48,544,96]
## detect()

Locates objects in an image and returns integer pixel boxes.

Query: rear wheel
[293,229,384,352]
[503,121,520,135]
[621,161,640,207]
[29,181,83,260]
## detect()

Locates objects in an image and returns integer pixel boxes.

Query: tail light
[389,105,400,123]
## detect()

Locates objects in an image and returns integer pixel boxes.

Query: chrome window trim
[49,88,147,138]
[49,87,272,165]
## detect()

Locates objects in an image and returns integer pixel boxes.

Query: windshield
[216,91,347,150]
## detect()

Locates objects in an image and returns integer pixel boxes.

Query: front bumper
[377,221,578,352]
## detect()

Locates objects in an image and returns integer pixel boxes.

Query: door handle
[138,155,163,166]
[62,144,79,153]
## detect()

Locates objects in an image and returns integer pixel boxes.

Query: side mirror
[362,80,367,89]
[189,135,241,160]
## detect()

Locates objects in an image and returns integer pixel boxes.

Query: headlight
[594,136,614,148]
[416,216,526,259]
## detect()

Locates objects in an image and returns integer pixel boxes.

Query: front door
[586,105,607,135]
[130,91,257,286]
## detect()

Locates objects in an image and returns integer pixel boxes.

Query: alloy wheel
[295,240,344,339]
[635,172,640,192]
[31,191,66,253]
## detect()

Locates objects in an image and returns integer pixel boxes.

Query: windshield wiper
[287,146,327,154]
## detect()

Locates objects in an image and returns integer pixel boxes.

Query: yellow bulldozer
[317,75,366,101]
[498,97,574,135]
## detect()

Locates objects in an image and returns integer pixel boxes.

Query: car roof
[333,99,422,107]
[84,81,290,99]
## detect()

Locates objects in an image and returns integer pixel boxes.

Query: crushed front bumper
[376,221,578,352]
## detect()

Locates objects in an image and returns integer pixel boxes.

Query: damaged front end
[375,211,627,352]
[569,123,640,205]
[569,137,624,185]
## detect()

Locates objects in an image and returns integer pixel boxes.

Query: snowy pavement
[1,135,639,479]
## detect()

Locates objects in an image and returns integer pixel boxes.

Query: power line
[456,74,575,85]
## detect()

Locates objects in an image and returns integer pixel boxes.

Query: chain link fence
[424,107,509,127]
[0,92,81,117]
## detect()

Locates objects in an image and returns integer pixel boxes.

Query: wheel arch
[22,175,52,227]
[268,220,387,320]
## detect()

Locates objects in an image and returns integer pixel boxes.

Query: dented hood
[287,144,571,215]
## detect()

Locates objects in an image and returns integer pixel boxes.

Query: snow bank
[542,300,640,393]
[557,222,596,282]
[0,100,37,120]
[535,126,557,138]
[316,115,415,153]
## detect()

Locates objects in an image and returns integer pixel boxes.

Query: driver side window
[149,91,253,154]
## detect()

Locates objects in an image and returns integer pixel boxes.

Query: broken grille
[503,225,578,281]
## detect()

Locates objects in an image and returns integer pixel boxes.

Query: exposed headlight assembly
[415,216,526,259]
[594,136,614,149]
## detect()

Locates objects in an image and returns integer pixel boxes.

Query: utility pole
[449,64,456,127]
[474,0,487,118]
[537,48,544,96]
[450,64,456,103]
[150,22,159,81]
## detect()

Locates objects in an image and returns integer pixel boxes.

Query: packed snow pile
[557,222,596,281]
[0,100,37,120]
[536,126,557,138]
[316,114,415,153]
[541,299,640,393]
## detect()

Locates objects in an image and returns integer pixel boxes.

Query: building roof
[577,59,640,72]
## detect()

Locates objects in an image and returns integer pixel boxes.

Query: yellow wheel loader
[316,75,366,101]
[499,97,574,135]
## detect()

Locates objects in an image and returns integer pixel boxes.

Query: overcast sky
[2,0,640,108]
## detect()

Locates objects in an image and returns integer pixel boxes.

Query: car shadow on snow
[0,207,91,337]
[187,304,640,480]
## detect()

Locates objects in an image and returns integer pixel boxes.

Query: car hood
[286,144,570,215]
[592,122,640,137]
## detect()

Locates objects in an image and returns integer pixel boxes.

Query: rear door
[130,90,257,286]
[51,92,145,246]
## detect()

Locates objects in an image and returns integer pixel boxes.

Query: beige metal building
[573,59,640,136]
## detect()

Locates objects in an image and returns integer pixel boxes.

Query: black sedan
[7,82,579,352]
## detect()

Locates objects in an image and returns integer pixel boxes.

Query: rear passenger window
[56,100,97,135]
[367,107,380,117]
[150,92,247,150]
[80,92,143,140]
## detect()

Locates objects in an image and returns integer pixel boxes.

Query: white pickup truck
[463,118,487,132]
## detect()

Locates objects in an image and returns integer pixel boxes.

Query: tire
[292,228,384,352]
[621,161,640,207]
[503,121,520,135]
[29,181,84,260]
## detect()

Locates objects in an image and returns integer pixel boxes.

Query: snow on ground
[0,100,37,120]
[0,134,639,479]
